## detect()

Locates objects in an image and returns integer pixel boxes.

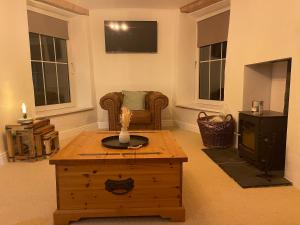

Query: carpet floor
[0,129,300,225]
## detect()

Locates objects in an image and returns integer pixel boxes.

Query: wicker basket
[197,112,234,149]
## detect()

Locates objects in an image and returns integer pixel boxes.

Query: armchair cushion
[130,110,152,125]
[122,90,147,110]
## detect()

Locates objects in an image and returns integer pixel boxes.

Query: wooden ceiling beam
[35,0,89,15]
[180,0,223,13]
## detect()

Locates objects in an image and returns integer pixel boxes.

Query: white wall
[0,0,35,162]
[0,0,98,163]
[173,11,228,132]
[173,0,300,188]
[243,63,272,111]
[270,61,287,112]
[68,15,96,108]
[225,0,300,188]
[49,110,98,140]
[175,13,197,105]
[173,13,199,131]
[242,60,288,112]
[89,9,178,125]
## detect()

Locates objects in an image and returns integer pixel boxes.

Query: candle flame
[21,103,27,114]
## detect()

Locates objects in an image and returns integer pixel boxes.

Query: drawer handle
[105,178,134,195]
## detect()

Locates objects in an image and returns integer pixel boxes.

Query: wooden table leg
[16,135,23,155]
[35,134,43,159]
[44,139,52,155]
[27,131,36,160]
[54,134,60,151]
[160,207,185,222]
[5,128,15,162]
[54,211,81,225]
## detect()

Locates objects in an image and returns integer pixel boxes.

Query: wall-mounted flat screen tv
[104,21,157,53]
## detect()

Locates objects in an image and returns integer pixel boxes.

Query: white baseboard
[98,121,109,130]
[175,120,200,133]
[162,120,174,128]
[285,152,300,190]
[97,120,175,130]
[0,151,7,165]
[59,122,99,140]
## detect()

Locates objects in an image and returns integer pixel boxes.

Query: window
[199,41,227,101]
[29,32,71,106]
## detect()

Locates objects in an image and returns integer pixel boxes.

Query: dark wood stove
[238,111,287,170]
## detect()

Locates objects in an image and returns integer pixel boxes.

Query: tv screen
[104,21,157,53]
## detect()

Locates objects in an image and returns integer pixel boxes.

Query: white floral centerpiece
[119,107,132,143]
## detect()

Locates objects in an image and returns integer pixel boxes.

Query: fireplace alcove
[239,58,291,171]
[243,58,291,114]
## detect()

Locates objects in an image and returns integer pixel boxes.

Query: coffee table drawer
[56,162,182,210]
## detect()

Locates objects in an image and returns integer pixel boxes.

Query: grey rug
[203,148,292,188]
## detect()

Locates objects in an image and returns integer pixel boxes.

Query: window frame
[195,41,227,106]
[29,32,75,112]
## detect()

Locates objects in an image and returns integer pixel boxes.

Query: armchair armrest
[100,92,122,110]
[100,92,123,130]
[146,92,169,129]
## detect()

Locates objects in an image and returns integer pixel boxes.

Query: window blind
[197,10,230,47]
[27,10,69,40]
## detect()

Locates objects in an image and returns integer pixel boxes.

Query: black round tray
[101,135,149,149]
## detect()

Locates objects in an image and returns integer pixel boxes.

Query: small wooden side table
[5,119,58,162]
[6,124,35,161]
[43,131,60,156]
[34,124,55,158]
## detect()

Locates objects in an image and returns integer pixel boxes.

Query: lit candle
[21,103,27,119]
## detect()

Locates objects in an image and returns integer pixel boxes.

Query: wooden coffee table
[50,130,188,225]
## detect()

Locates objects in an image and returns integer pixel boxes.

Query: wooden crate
[5,119,58,161]
[50,130,188,225]
[6,124,36,161]
[34,124,55,158]
[43,131,59,156]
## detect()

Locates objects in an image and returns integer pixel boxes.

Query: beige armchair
[100,91,168,130]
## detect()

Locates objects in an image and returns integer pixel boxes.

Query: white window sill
[35,106,95,119]
[175,103,222,113]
